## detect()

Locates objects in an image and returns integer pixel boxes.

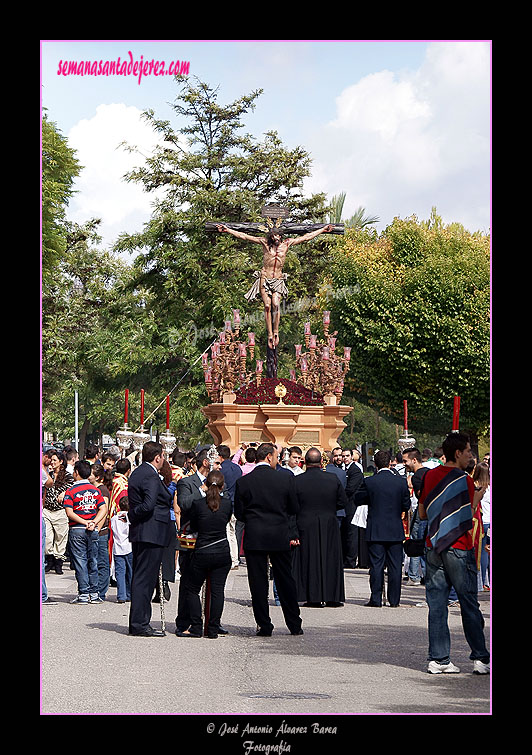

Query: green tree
[41,114,81,286]
[324,212,490,442]
[42,217,158,454]
[111,76,333,444]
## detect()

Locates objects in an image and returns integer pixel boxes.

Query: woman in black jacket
[183,470,233,638]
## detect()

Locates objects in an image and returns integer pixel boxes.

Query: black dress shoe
[129,627,166,637]
[256,628,273,636]
[303,602,324,608]
[290,628,304,635]
[388,604,400,607]
[325,602,344,607]
[365,601,382,607]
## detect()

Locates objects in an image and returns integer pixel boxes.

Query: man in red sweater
[418,432,490,675]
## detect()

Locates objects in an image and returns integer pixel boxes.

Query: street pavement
[41,561,491,721]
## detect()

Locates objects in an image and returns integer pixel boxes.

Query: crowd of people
[41,432,490,674]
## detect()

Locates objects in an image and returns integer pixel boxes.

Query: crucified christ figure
[216,223,334,350]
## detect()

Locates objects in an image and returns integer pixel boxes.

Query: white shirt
[481,486,490,524]
[111,513,132,555]
[288,465,304,475]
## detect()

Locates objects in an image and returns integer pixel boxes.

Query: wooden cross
[205,203,344,236]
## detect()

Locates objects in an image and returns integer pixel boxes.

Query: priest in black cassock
[292,448,348,607]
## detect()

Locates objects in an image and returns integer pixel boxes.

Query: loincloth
[244,270,288,302]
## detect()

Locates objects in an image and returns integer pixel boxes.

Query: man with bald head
[293,448,348,607]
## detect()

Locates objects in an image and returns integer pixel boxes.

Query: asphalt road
[41,560,491,726]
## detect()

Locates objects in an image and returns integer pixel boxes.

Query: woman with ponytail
[183,470,233,638]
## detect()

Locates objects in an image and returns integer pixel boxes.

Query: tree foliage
[324,211,490,438]
[41,114,81,285]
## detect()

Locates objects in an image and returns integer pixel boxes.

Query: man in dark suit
[128,441,174,636]
[234,442,303,636]
[174,449,213,636]
[342,449,364,567]
[355,449,411,607]
[216,445,242,502]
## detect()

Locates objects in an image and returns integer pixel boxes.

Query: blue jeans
[114,552,133,601]
[407,518,427,581]
[68,527,100,599]
[425,546,489,664]
[97,530,111,599]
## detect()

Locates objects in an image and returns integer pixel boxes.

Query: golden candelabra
[295,311,351,399]
[203,309,260,402]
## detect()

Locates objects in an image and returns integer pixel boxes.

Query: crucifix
[206,204,343,378]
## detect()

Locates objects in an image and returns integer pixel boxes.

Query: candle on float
[328,336,337,349]
[225,320,232,332]
[205,368,212,383]
[124,389,129,424]
[300,357,308,372]
[202,352,208,368]
[403,400,408,432]
[256,359,263,373]
[248,332,255,346]
[289,369,296,381]
[166,395,170,429]
[295,344,302,357]
[304,322,311,335]
[219,331,226,344]
[322,346,330,360]
[452,396,461,431]
[232,309,240,325]
[140,389,145,425]
[323,310,331,325]
[343,346,351,361]
[239,343,247,357]
[309,335,317,349]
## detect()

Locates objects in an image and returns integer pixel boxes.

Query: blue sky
[41,40,491,251]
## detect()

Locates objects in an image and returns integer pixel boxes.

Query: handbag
[177,520,197,550]
[403,508,426,557]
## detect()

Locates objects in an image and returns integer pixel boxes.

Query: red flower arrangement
[234,377,324,406]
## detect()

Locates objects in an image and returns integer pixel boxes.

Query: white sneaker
[427,660,461,674]
[473,659,490,675]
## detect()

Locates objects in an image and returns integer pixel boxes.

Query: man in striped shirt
[63,460,108,604]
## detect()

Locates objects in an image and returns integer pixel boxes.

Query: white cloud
[66,103,166,250]
[305,41,491,233]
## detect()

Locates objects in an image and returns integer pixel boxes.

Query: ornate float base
[202,394,352,453]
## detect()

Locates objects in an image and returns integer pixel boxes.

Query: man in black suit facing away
[128,441,174,636]
[342,449,364,567]
[234,442,303,636]
[355,449,411,607]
